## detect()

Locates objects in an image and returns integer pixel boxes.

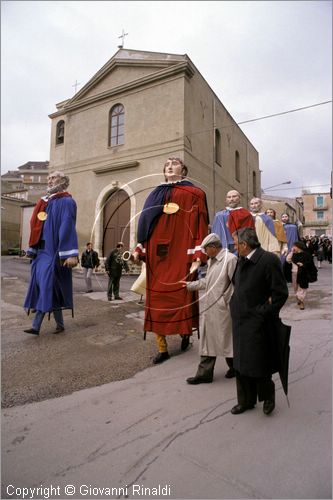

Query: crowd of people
[23,159,329,417]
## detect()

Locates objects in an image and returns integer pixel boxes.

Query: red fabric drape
[28,192,72,247]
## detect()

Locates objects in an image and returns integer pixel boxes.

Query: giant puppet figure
[249,197,280,255]
[211,190,254,254]
[265,208,288,256]
[281,213,302,253]
[23,171,79,335]
[133,157,209,364]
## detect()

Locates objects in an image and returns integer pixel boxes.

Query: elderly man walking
[230,227,288,415]
[182,233,238,384]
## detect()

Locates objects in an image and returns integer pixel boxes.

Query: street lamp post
[262,181,291,192]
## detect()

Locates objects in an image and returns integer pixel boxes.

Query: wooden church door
[102,189,130,257]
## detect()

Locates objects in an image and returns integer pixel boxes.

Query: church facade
[49,49,260,257]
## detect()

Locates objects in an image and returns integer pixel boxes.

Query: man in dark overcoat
[230,227,288,416]
[105,242,129,301]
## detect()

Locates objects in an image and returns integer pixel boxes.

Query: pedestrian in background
[81,242,100,293]
[230,227,288,416]
[105,242,129,301]
[24,171,79,335]
[182,233,237,384]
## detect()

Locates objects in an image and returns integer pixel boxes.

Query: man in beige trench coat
[181,233,238,384]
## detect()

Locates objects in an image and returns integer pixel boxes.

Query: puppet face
[163,158,184,182]
[47,173,62,189]
[250,197,262,213]
[226,190,241,208]
[265,209,276,219]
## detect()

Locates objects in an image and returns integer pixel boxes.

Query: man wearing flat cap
[181,233,238,384]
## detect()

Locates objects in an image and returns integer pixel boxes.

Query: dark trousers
[195,356,233,380]
[235,371,275,407]
[107,275,121,298]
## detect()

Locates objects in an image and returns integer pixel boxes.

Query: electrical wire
[263,183,331,192]
[237,101,332,125]
[184,99,332,138]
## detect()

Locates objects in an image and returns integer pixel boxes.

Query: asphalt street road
[1,257,332,499]
[1,256,164,407]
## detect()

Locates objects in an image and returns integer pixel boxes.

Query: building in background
[1,161,49,253]
[301,191,332,237]
[262,194,304,224]
[1,161,49,203]
[48,49,260,257]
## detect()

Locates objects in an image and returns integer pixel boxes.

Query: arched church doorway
[102,189,130,257]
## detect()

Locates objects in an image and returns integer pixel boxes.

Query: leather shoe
[263,399,275,415]
[114,296,123,300]
[225,368,236,379]
[186,376,213,385]
[108,297,113,301]
[24,328,39,335]
[54,325,65,334]
[153,352,170,364]
[180,335,191,351]
[231,404,255,415]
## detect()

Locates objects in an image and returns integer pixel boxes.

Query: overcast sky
[1,0,332,197]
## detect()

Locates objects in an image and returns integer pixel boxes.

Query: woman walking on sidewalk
[286,241,317,310]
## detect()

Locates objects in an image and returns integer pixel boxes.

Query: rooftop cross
[72,80,81,94]
[118,29,128,48]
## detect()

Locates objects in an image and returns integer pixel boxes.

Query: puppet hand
[132,251,140,262]
[62,256,79,268]
[189,260,201,274]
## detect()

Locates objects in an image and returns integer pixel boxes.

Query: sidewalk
[1,265,332,499]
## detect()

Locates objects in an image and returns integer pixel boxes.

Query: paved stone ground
[1,274,188,408]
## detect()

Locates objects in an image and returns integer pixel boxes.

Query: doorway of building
[102,189,130,257]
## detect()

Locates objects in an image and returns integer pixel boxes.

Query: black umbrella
[270,317,292,407]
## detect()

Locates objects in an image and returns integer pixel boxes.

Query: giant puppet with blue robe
[24,173,79,332]
[211,190,254,254]
[280,212,301,283]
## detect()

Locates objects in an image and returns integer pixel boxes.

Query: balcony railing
[312,204,328,211]
[303,220,329,227]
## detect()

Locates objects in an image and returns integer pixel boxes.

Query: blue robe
[255,213,276,236]
[24,196,79,313]
[211,207,254,254]
[283,223,300,251]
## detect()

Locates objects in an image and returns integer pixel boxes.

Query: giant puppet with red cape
[212,206,254,254]
[135,180,209,336]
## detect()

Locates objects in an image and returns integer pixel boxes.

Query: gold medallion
[37,211,48,221]
[163,202,179,214]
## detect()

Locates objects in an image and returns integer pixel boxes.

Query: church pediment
[63,49,194,112]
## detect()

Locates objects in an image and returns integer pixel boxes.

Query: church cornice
[50,61,195,115]
[93,160,140,175]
